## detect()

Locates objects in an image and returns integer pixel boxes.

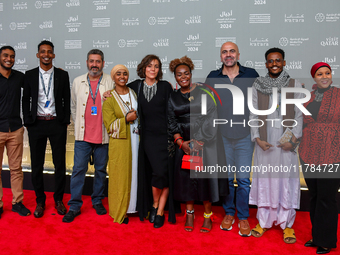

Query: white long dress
[249,80,303,229]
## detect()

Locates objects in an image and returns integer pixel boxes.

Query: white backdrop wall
[0,0,339,171]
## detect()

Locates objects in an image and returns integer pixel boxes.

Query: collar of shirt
[217,62,245,77]
[39,65,54,75]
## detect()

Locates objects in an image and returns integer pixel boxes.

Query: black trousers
[27,119,67,205]
[300,158,340,248]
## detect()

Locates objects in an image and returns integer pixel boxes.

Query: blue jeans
[222,134,254,220]
[68,141,108,212]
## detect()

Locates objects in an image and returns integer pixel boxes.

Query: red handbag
[181,151,203,171]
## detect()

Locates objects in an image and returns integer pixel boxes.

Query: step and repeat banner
[0,0,339,172]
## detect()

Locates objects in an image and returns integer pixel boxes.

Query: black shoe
[0,207,3,219]
[316,247,330,254]
[12,202,31,216]
[149,207,158,223]
[305,240,317,247]
[93,203,107,215]
[154,215,165,228]
[62,210,81,223]
[122,217,129,224]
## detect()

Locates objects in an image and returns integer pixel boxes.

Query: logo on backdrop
[122,18,139,26]
[285,61,302,70]
[216,10,236,29]
[64,40,82,50]
[9,22,32,30]
[118,39,143,48]
[285,14,304,23]
[0,3,3,11]
[35,0,56,9]
[215,37,236,47]
[254,0,266,5]
[250,38,269,47]
[93,40,109,48]
[118,39,126,48]
[160,56,169,74]
[279,37,309,47]
[0,24,2,30]
[39,21,53,29]
[93,0,110,11]
[184,33,202,52]
[65,62,81,70]
[126,60,138,69]
[14,42,27,50]
[121,0,140,4]
[321,37,339,46]
[35,1,42,9]
[185,15,201,25]
[13,2,27,10]
[315,13,325,22]
[193,60,203,70]
[153,38,169,47]
[323,56,338,75]
[244,61,254,68]
[148,16,174,25]
[152,0,170,3]
[316,13,340,22]
[13,58,28,72]
[249,14,270,23]
[92,18,110,27]
[66,0,80,7]
[65,15,81,33]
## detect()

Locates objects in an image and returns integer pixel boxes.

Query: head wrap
[310,62,331,78]
[110,64,129,80]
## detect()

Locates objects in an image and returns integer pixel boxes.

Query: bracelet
[196,140,204,146]
[179,140,184,149]
[174,137,183,144]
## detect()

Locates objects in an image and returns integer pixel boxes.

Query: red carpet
[0,188,339,255]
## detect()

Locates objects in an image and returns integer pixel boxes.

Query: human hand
[103,90,113,101]
[277,142,293,151]
[181,141,191,155]
[126,109,137,122]
[256,138,273,151]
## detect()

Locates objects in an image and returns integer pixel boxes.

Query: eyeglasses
[266,58,283,64]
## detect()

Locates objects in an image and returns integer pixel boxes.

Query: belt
[36,116,57,120]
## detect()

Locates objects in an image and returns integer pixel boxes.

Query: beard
[87,66,103,77]
[222,57,237,67]
[0,62,13,70]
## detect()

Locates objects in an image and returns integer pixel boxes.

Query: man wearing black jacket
[23,40,70,218]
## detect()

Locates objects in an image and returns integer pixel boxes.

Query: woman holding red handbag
[168,56,227,232]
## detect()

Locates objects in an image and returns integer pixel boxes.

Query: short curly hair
[169,56,195,74]
[136,54,163,81]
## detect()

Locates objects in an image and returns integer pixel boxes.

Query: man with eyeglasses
[205,41,259,237]
[248,47,303,244]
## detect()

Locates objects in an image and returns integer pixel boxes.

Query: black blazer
[22,67,71,126]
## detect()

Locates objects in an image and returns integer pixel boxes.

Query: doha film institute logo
[315,13,325,22]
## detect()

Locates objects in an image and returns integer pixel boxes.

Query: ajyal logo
[195,83,222,115]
